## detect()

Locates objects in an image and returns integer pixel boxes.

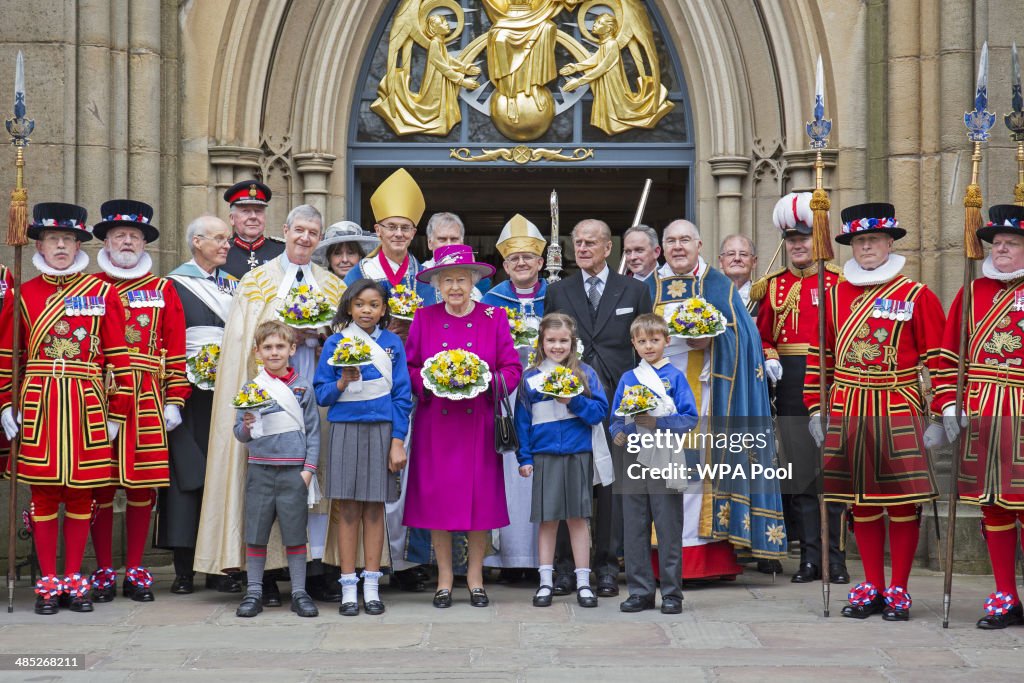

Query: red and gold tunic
[0,264,13,465]
[96,272,189,488]
[0,273,133,487]
[803,273,946,504]
[932,275,1024,509]
[753,262,842,359]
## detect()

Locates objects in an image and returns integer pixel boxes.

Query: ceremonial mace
[806,54,833,618]
[943,42,994,629]
[616,179,653,275]
[546,190,562,283]
[5,51,33,613]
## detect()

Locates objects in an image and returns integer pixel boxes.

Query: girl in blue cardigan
[514,313,609,608]
[314,279,412,617]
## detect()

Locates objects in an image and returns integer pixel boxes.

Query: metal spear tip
[976,42,989,93]
[965,42,995,142]
[13,51,25,120]
[805,54,831,149]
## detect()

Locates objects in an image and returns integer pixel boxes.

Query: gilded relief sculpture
[560,11,673,135]
[372,7,481,136]
[372,0,673,141]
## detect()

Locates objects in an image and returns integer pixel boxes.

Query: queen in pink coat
[404,244,522,608]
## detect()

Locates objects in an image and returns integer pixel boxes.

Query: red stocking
[90,486,117,569]
[851,504,886,589]
[124,488,154,568]
[886,503,920,590]
[982,505,1021,603]
[62,488,94,576]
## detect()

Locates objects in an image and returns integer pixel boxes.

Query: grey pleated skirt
[327,421,400,503]
[531,452,593,523]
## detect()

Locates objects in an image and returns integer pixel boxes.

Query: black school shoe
[619,594,656,612]
[576,587,598,608]
[660,596,683,614]
[236,594,263,618]
[291,591,319,617]
[364,599,386,616]
[533,585,553,607]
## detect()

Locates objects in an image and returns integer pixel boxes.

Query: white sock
[362,570,382,603]
[539,564,554,588]
[339,573,358,604]
[575,568,592,593]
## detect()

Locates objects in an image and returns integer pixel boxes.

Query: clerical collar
[788,263,818,278]
[233,233,265,251]
[33,250,89,278]
[982,255,1024,282]
[843,253,905,286]
[514,281,541,298]
[98,249,153,280]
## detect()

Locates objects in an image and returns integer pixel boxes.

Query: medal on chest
[125,289,165,309]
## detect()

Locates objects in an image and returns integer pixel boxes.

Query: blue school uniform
[609,360,698,437]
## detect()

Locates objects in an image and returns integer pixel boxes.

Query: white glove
[765,359,783,383]
[942,405,968,443]
[808,413,824,448]
[164,404,183,432]
[922,422,946,449]
[1,408,19,441]
[107,421,120,442]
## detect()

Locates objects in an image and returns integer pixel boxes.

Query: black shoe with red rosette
[90,567,117,602]
[977,592,1024,630]
[123,566,155,602]
[882,585,911,621]
[840,582,885,619]
[34,576,63,615]
[65,573,93,613]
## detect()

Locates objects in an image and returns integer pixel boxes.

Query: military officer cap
[223,179,272,207]
[773,193,814,237]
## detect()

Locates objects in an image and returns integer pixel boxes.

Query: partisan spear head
[965,42,996,142]
[1006,43,1024,142]
[5,51,33,146]
[805,55,832,149]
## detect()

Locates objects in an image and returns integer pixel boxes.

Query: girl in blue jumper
[514,313,609,608]
[314,279,412,617]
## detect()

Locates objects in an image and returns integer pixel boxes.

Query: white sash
[631,360,686,490]
[335,324,392,401]
[169,274,233,323]
[250,370,305,438]
[185,325,224,357]
[527,361,614,487]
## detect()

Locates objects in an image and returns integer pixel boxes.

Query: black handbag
[493,373,519,453]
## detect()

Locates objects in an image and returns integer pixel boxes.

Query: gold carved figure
[373,0,672,141]
[560,11,673,135]
[372,5,481,136]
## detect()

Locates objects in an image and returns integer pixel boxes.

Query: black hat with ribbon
[835,202,906,245]
[92,199,159,243]
[27,202,92,242]
[977,204,1024,243]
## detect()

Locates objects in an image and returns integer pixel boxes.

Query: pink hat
[416,244,496,284]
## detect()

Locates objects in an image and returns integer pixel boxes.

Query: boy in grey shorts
[233,320,320,618]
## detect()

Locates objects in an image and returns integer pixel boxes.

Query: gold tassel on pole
[6,148,27,247]
[963,141,985,260]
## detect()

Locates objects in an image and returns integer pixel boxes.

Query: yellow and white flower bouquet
[421,349,492,400]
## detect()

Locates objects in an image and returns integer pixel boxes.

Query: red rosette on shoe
[984,591,1017,616]
[847,582,879,606]
[126,566,154,589]
[883,585,912,611]
[64,573,90,598]
[34,575,64,598]
[90,567,117,590]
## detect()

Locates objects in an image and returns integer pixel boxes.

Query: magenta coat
[403,302,523,531]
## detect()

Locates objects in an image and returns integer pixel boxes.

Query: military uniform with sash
[222,180,285,277]
[751,192,847,583]
[803,203,946,621]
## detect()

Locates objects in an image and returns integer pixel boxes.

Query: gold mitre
[497,214,547,258]
[370,168,426,225]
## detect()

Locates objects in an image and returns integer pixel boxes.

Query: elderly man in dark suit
[544,218,653,597]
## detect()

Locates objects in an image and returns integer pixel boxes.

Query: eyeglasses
[505,254,541,264]
[663,237,695,247]
[378,223,415,235]
[196,234,230,245]
[720,251,752,259]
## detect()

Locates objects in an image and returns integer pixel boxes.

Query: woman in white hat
[313,221,380,279]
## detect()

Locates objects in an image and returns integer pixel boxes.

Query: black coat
[544,269,653,394]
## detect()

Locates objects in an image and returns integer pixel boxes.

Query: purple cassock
[403,302,523,531]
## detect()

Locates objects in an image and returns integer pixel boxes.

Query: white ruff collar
[97,249,153,280]
[33,250,89,276]
[982,255,1024,282]
[843,253,905,286]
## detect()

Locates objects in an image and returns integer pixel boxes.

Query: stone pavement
[0,562,1021,682]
